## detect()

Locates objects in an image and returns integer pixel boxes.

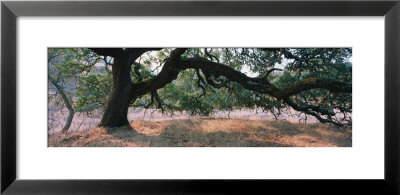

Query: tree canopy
[48,48,352,131]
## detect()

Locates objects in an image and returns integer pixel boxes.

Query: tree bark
[98,54,136,128]
[62,108,74,133]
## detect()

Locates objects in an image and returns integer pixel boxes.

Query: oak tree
[86,48,352,128]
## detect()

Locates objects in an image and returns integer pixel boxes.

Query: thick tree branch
[132,48,188,97]
[202,70,230,89]
[272,78,352,100]
[179,59,351,99]
[134,55,351,100]
[179,59,279,94]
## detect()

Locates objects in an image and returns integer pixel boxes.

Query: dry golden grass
[48,118,352,147]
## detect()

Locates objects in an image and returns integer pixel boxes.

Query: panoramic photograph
[48,48,352,147]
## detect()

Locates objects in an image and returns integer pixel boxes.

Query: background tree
[48,48,102,132]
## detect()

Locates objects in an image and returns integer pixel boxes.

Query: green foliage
[75,72,112,112]
[49,47,352,125]
[48,48,110,113]
[135,48,351,123]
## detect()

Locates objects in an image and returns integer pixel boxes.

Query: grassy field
[48,118,351,147]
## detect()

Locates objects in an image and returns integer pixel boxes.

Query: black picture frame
[1,0,399,194]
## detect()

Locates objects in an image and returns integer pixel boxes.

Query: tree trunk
[62,108,74,133]
[49,77,75,133]
[99,55,136,128]
[98,87,134,127]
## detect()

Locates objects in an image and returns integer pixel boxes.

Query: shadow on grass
[108,125,291,147]
[49,118,351,147]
